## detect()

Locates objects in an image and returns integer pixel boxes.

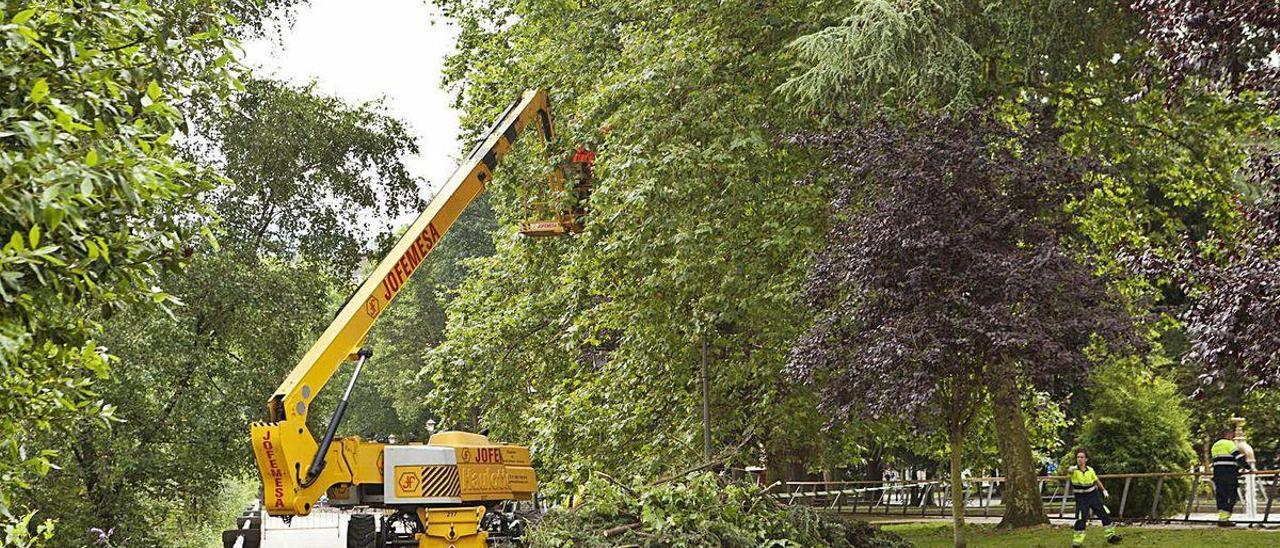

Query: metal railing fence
[779,470,1280,525]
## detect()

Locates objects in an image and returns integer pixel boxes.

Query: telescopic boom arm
[268,89,553,425]
[251,91,556,513]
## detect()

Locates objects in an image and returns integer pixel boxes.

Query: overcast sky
[242,0,462,201]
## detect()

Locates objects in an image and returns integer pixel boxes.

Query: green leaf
[200,225,220,252]
[28,225,41,248]
[14,25,40,45]
[52,105,74,130]
[29,78,49,103]
[84,149,99,167]
[40,184,60,206]
[146,80,161,101]
[11,8,36,24]
[42,207,64,231]
[95,237,110,262]
[7,231,25,252]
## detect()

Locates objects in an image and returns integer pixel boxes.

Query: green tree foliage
[345,196,498,441]
[0,0,242,527]
[1240,389,1280,468]
[1054,86,1268,455]
[197,78,423,275]
[779,0,1135,112]
[13,77,422,546]
[425,0,835,487]
[20,255,334,546]
[1072,361,1197,518]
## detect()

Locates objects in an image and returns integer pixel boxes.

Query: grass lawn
[882,522,1280,547]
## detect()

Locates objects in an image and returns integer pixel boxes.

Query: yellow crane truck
[229,89,592,548]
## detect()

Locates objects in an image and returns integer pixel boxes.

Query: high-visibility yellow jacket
[1211,439,1249,473]
[1068,466,1099,494]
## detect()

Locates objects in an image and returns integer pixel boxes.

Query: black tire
[347,513,377,548]
[221,529,260,548]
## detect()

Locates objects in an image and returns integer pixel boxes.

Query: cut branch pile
[526,472,909,548]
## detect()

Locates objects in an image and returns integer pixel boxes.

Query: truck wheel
[221,529,260,548]
[347,513,377,548]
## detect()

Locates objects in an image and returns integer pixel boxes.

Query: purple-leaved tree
[1131,0,1279,100]
[1179,153,1280,393]
[789,111,1135,542]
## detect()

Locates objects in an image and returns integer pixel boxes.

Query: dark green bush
[1070,363,1196,518]
[527,472,909,547]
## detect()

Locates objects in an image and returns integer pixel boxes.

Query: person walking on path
[1067,449,1121,546]
[1211,429,1251,527]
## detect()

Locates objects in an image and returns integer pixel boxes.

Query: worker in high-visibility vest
[560,478,586,509]
[1211,429,1251,527]
[1067,449,1121,546]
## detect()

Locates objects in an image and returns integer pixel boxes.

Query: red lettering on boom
[260,430,286,508]
[380,223,442,301]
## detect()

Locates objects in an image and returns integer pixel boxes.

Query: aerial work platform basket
[518,146,595,237]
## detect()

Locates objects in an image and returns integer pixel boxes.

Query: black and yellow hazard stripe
[419,465,461,498]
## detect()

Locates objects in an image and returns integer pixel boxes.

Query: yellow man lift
[234,89,591,548]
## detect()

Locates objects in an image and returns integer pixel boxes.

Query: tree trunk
[949,423,967,548]
[701,335,712,461]
[764,445,812,484]
[987,359,1049,528]
[75,430,120,535]
[862,441,885,502]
